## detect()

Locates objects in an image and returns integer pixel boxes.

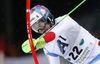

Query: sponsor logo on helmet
[30,11,42,26]
[30,17,35,22]
[36,15,39,18]
[30,15,39,22]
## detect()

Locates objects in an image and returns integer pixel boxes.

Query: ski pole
[38,0,86,40]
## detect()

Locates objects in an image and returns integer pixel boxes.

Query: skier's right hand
[21,38,45,53]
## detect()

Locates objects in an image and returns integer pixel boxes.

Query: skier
[22,5,100,64]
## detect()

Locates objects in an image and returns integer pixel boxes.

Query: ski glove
[22,38,45,53]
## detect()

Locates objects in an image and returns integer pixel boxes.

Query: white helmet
[30,5,54,33]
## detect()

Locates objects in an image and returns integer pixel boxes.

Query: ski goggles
[31,19,47,33]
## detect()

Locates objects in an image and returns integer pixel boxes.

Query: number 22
[69,46,83,60]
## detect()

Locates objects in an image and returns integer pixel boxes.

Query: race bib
[65,28,96,64]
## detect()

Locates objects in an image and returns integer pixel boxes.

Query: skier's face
[38,23,51,34]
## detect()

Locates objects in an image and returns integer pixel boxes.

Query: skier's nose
[38,29,45,34]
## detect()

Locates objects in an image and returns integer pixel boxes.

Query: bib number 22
[69,46,83,60]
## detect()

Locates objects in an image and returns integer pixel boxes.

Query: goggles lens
[31,19,47,33]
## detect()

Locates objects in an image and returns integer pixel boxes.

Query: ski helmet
[30,5,54,33]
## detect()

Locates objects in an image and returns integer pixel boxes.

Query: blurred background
[0,0,100,64]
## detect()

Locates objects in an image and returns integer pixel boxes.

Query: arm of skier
[22,31,56,53]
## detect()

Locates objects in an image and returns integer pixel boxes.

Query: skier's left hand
[21,38,45,53]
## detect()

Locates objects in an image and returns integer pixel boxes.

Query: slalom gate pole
[26,0,39,64]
